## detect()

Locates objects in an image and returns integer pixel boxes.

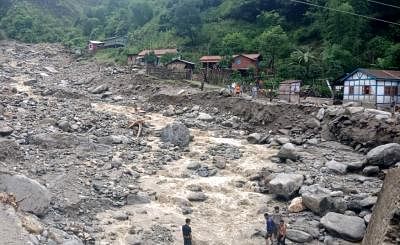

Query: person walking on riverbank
[264,213,275,245]
[277,220,287,245]
[182,218,192,245]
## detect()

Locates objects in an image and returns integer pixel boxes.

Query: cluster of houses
[91,43,398,108]
[127,48,263,74]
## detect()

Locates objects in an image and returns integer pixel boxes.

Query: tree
[290,47,319,79]
[221,32,249,55]
[144,52,158,65]
[171,1,202,44]
[257,26,290,72]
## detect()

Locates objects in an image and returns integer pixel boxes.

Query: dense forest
[0,0,399,83]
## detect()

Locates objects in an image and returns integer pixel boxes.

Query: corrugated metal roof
[242,54,261,60]
[89,41,104,44]
[138,49,178,57]
[167,59,195,66]
[200,56,222,62]
[360,68,400,80]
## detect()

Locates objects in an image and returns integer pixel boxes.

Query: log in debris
[128,119,145,138]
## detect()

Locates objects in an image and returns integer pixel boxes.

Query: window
[349,86,354,95]
[384,86,399,96]
[363,85,371,95]
[235,58,241,65]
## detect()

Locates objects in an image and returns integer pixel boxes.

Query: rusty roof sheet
[361,69,400,80]
[200,56,222,62]
[138,49,178,57]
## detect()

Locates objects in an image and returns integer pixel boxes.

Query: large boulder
[160,122,190,147]
[320,212,366,242]
[197,113,214,122]
[288,197,306,213]
[305,118,321,129]
[326,160,348,174]
[30,133,81,149]
[269,173,304,199]
[247,133,262,144]
[286,229,313,243]
[300,184,347,215]
[90,84,109,94]
[126,192,151,205]
[0,124,13,137]
[366,143,400,167]
[0,174,51,216]
[187,192,207,202]
[277,143,299,161]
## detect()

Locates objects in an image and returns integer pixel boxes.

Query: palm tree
[291,47,318,79]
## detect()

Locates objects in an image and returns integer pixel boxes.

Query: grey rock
[197,113,214,122]
[320,212,366,242]
[366,143,400,167]
[113,211,129,221]
[345,161,365,171]
[62,239,84,245]
[358,196,377,208]
[316,108,325,121]
[247,133,262,144]
[269,173,304,199]
[345,106,365,115]
[277,143,299,161]
[0,174,51,216]
[187,192,207,202]
[286,229,313,243]
[326,160,348,174]
[364,213,372,224]
[126,192,151,205]
[30,133,80,149]
[0,124,13,136]
[57,120,71,132]
[305,118,321,129]
[300,184,347,215]
[276,137,290,145]
[213,157,227,169]
[362,166,380,176]
[160,122,190,147]
[98,135,129,145]
[90,84,109,94]
[186,162,201,170]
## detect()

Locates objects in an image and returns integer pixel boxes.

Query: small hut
[279,80,302,103]
[166,59,195,71]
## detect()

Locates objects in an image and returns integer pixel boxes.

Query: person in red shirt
[277,219,287,245]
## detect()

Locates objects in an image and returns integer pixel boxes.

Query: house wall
[232,56,257,70]
[343,71,400,106]
[343,72,377,103]
[167,62,187,71]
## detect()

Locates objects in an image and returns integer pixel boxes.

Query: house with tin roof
[335,68,400,107]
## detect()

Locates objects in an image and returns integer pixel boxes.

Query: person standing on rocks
[182,218,192,245]
[264,213,275,245]
[272,206,282,240]
[277,220,287,245]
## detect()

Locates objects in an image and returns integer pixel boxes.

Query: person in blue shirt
[264,213,276,245]
[182,218,192,245]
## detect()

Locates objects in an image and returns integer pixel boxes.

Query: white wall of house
[343,71,400,106]
[343,72,377,103]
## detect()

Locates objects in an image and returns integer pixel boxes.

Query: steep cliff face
[362,168,400,245]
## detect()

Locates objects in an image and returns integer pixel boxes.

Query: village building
[200,56,222,69]
[88,41,104,53]
[136,48,178,65]
[278,80,302,103]
[166,59,195,71]
[231,54,262,73]
[127,53,138,65]
[335,68,400,107]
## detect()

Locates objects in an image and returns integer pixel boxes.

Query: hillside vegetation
[0,0,399,81]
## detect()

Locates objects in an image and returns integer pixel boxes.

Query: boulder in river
[277,143,299,161]
[160,122,190,147]
[366,143,400,167]
[320,212,366,242]
[269,173,304,199]
[300,184,347,215]
[0,174,51,216]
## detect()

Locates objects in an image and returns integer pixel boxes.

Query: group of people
[181,206,287,245]
[264,206,287,245]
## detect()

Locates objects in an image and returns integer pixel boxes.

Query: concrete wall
[362,168,400,245]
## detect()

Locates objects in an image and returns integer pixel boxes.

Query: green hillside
[0,0,399,81]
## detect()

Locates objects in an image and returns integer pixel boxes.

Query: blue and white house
[338,68,400,107]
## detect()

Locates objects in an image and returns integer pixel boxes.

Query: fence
[201,68,232,85]
[146,66,193,80]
